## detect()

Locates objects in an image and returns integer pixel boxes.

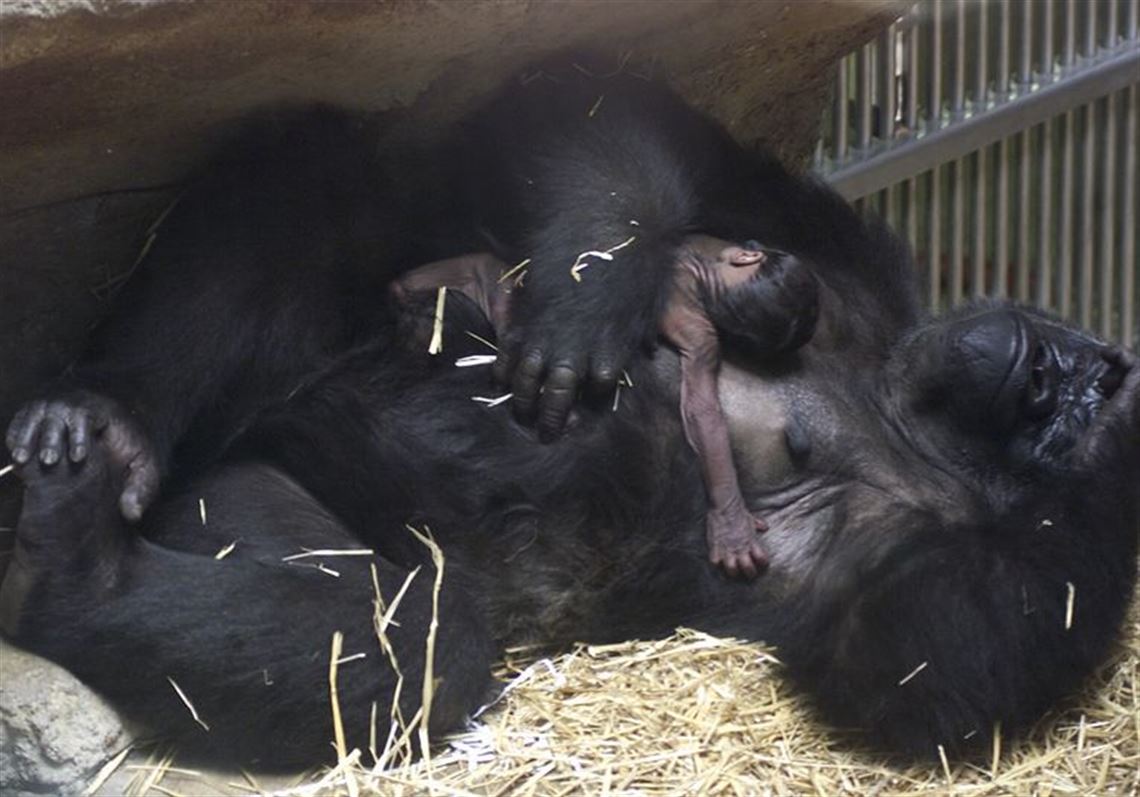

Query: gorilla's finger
[120,457,160,522]
[38,412,67,466]
[587,349,621,400]
[492,338,520,388]
[511,347,546,421]
[67,411,91,463]
[537,362,581,442]
[8,403,45,464]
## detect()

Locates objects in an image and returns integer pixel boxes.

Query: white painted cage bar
[818,0,1139,347]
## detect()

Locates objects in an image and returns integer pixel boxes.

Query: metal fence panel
[818,0,1140,347]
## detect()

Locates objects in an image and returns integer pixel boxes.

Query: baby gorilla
[391,236,819,579]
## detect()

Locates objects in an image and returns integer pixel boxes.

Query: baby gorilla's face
[680,234,820,357]
[682,235,767,291]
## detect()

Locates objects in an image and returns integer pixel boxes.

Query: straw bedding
[105,589,1138,796]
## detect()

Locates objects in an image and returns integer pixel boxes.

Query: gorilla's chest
[716,359,843,494]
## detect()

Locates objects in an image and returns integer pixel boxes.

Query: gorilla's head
[887,302,1137,478]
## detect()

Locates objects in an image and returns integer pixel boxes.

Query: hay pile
[96,597,1139,796]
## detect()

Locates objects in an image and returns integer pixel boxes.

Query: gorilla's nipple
[784,415,812,467]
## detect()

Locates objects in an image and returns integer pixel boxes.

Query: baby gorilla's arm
[661,259,769,580]
[391,254,513,338]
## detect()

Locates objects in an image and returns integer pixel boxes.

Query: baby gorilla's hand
[6,392,160,522]
[706,504,769,580]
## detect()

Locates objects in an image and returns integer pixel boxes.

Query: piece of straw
[428,287,447,355]
[166,678,208,732]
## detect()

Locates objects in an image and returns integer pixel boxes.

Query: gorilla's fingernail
[41,449,58,465]
[71,446,86,462]
[12,448,28,464]
[122,499,141,522]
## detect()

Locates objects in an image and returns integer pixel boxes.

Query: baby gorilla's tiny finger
[716,555,735,578]
[736,553,759,580]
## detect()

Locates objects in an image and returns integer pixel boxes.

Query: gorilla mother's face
[889,303,1135,473]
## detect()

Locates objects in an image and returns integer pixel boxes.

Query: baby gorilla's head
[686,237,820,358]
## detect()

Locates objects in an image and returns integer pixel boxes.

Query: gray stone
[0,639,132,797]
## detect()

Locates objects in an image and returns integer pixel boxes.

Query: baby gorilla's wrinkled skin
[392,236,819,579]
[663,238,774,578]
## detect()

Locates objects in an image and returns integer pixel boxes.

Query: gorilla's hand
[6,392,160,522]
[493,316,634,442]
[1076,348,1140,470]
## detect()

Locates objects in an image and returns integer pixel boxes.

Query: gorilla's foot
[0,440,130,635]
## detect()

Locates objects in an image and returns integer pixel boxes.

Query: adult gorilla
[2,66,1138,767]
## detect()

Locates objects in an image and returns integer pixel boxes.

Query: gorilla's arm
[459,73,735,440]
[457,66,919,440]
[5,109,403,518]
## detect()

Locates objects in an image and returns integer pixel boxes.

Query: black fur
[3,66,1138,770]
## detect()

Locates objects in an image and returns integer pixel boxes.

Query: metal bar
[1079,101,1096,329]
[995,137,1011,297]
[929,0,944,129]
[950,157,965,303]
[1041,0,1055,82]
[826,47,1140,198]
[1121,85,1137,346]
[928,166,942,309]
[953,0,967,116]
[1107,0,1119,47]
[906,17,919,131]
[971,147,987,297]
[879,27,897,141]
[858,44,874,151]
[998,0,1011,98]
[1058,109,1075,318]
[833,60,848,162]
[974,0,989,110]
[1129,0,1139,41]
[1037,119,1054,307]
[1099,92,1117,341]
[1063,0,1076,69]
[1016,128,1032,301]
[1019,0,1034,87]
[1084,0,1098,58]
